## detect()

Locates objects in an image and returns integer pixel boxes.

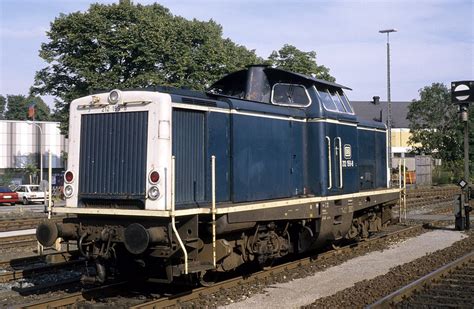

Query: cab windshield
[316,86,354,114]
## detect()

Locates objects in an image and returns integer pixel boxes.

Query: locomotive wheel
[199,271,219,286]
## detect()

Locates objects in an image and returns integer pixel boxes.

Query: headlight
[64,185,74,198]
[108,89,121,104]
[148,186,160,200]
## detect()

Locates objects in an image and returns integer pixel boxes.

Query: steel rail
[0,251,78,269]
[131,225,425,309]
[0,234,37,249]
[18,281,127,309]
[368,250,474,308]
[14,224,425,309]
[0,217,62,232]
[0,256,84,283]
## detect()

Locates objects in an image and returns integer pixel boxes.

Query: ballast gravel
[307,228,474,308]
[222,228,467,309]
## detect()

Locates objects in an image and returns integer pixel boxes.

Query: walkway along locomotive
[36,65,400,284]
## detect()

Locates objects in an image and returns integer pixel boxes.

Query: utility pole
[379,29,397,178]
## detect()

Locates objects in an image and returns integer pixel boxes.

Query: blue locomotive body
[170,65,387,207]
[37,65,398,284]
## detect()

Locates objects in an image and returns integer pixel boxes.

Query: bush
[432,160,464,185]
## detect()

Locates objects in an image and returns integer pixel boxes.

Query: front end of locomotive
[36,90,179,283]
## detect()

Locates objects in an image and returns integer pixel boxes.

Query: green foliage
[3,95,51,121]
[23,163,39,176]
[0,169,16,186]
[0,95,6,119]
[32,2,260,134]
[432,160,464,185]
[60,150,68,167]
[23,163,39,184]
[267,44,335,82]
[407,83,464,162]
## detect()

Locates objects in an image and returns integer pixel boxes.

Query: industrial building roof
[351,100,412,128]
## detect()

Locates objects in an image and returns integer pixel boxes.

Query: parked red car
[0,186,19,205]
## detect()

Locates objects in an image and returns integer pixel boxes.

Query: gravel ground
[179,225,425,308]
[181,191,459,308]
[306,228,474,308]
[0,188,465,308]
[221,229,466,309]
[0,266,89,308]
[0,207,47,220]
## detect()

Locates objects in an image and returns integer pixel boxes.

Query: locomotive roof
[268,67,352,90]
[206,65,352,105]
[209,65,351,92]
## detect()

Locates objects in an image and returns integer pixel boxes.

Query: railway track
[369,250,474,308]
[0,217,62,232]
[8,187,461,308]
[130,225,429,309]
[16,281,127,309]
[18,224,425,309]
[402,187,460,210]
[0,234,37,250]
[0,251,82,283]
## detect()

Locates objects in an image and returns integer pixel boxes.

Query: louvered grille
[78,112,148,200]
[173,109,206,204]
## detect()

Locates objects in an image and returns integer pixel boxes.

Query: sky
[0,0,473,108]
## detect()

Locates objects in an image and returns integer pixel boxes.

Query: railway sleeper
[408,294,474,305]
[422,287,474,296]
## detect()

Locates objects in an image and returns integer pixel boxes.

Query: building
[351,101,420,171]
[0,120,67,186]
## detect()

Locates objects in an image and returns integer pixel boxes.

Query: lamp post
[379,28,397,177]
[27,120,43,183]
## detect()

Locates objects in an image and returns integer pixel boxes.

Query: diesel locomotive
[37,65,400,284]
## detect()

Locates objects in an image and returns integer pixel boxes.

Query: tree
[32,2,260,134]
[4,95,51,121]
[407,83,474,181]
[0,169,15,186]
[23,163,39,184]
[267,44,335,82]
[0,95,6,119]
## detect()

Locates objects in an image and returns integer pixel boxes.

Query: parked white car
[15,185,48,205]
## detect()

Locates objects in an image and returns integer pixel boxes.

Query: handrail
[211,155,217,268]
[336,137,343,188]
[170,156,188,274]
[326,136,332,189]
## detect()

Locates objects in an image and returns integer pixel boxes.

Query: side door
[325,123,343,195]
[325,122,359,195]
[289,120,304,196]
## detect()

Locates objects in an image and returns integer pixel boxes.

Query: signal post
[451,81,473,230]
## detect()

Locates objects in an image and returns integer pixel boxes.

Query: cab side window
[271,83,311,106]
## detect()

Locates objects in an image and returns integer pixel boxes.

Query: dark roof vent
[245,65,271,102]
